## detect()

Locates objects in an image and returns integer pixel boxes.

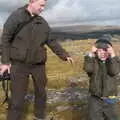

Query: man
[84,36,120,120]
[0,0,73,120]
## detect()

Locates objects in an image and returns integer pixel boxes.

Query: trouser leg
[88,96,104,120]
[31,64,47,119]
[7,64,29,120]
[103,102,117,120]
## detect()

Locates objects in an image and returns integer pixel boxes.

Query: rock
[25,87,89,107]
[67,76,89,88]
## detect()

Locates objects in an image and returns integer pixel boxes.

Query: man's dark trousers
[7,61,47,120]
[88,95,117,120]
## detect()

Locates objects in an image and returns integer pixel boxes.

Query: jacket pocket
[26,47,47,64]
[34,47,47,63]
[10,46,27,61]
[105,76,117,95]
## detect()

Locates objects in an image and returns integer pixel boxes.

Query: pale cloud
[43,0,120,26]
[0,0,120,27]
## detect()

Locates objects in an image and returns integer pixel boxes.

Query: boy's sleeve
[107,56,120,76]
[83,54,95,74]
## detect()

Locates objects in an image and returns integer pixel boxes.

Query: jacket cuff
[84,55,95,63]
[1,56,11,64]
[61,52,70,61]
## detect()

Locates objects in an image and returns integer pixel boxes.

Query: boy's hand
[91,46,97,53]
[88,46,97,57]
[107,45,115,58]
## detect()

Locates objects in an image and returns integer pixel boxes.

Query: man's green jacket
[1,5,69,64]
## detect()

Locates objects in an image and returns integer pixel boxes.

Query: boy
[84,36,120,120]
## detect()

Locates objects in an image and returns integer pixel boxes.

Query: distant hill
[52,25,120,40]
[52,25,120,33]
[1,25,120,41]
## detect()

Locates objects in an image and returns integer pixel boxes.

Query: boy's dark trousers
[7,61,47,120]
[88,95,117,120]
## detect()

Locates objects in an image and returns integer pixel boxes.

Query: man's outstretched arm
[46,31,73,64]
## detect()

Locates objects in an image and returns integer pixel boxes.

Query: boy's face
[96,48,109,61]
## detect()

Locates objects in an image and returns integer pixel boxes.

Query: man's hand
[107,45,115,58]
[0,64,11,75]
[66,57,74,65]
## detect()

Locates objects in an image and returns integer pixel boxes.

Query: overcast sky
[0,0,120,27]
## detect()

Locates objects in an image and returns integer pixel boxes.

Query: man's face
[30,0,47,15]
[96,48,109,61]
